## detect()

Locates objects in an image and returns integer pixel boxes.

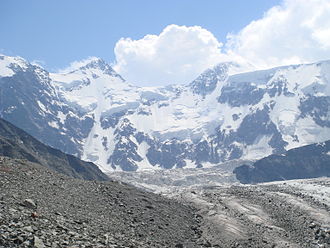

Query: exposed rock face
[190,63,229,97]
[1,55,330,171]
[234,140,330,184]
[0,56,94,157]
[0,118,108,181]
[299,95,330,127]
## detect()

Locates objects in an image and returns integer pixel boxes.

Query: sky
[1,0,330,86]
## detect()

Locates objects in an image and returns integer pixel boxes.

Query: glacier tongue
[1,54,330,171]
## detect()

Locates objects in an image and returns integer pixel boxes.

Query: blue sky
[1,1,278,69]
[1,0,330,86]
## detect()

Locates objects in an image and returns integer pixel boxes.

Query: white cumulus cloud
[113,0,330,86]
[113,24,229,86]
[227,0,330,69]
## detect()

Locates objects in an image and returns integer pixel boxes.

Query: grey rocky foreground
[1,155,330,247]
[0,156,201,247]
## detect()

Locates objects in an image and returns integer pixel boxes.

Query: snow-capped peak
[74,57,123,78]
[189,62,231,96]
[56,57,124,80]
[50,57,128,91]
[0,54,30,77]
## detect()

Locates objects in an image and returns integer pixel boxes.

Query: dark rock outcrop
[234,140,330,183]
[0,118,108,181]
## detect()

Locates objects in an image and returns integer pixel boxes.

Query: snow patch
[57,112,67,124]
[0,60,15,77]
[48,121,59,129]
[0,55,29,77]
[135,141,156,171]
[183,159,197,169]
[242,135,273,160]
[295,116,330,146]
[36,100,47,112]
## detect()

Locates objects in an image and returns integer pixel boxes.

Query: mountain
[0,118,108,180]
[1,54,330,171]
[233,140,330,183]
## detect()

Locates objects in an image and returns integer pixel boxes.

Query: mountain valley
[0,54,330,247]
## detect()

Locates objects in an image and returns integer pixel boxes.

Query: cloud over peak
[61,0,330,87]
[114,24,228,86]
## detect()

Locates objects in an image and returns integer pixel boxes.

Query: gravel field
[0,156,201,248]
[1,155,329,247]
[177,178,330,247]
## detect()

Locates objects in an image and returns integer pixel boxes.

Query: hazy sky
[1,0,330,86]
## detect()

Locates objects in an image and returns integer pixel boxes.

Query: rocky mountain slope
[0,118,108,181]
[1,54,330,171]
[234,140,330,184]
[0,156,200,247]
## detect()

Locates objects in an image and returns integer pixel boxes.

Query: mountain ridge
[1,54,330,171]
[0,117,109,180]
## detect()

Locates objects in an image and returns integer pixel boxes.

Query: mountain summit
[61,57,124,80]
